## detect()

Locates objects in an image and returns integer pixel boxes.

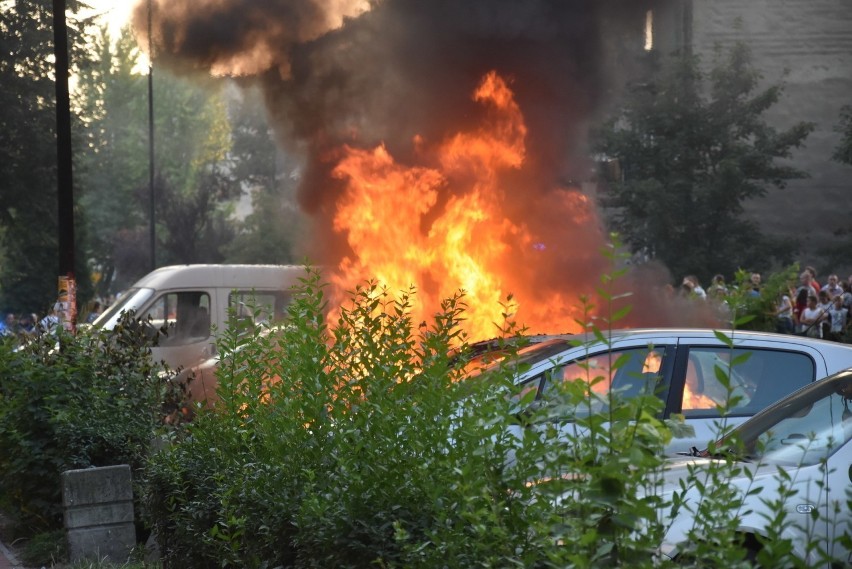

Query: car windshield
[735,371,852,466]
[92,288,155,330]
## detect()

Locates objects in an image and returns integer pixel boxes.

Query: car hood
[659,455,801,490]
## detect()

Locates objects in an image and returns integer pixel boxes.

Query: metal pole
[52,0,77,332]
[148,0,156,271]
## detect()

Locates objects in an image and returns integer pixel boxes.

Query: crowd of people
[0,300,104,342]
[677,266,852,342]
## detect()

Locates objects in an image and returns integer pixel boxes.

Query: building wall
[690,0,852,272]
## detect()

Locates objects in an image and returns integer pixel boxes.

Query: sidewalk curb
[0,538,22,569]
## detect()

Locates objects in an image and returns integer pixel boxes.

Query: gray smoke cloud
[134,0,710,330]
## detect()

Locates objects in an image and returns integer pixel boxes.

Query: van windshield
[93,288,156,330]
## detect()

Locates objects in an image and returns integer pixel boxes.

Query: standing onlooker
[0,313,17,337]
[824,274,844,299]
[793,287,810,333]
[748,272,761,297]
[827,295,849,342]
[799,270,819,296]
[805,266,821,293]
[800,294,827,338]
[682,275,707,300]
[18,313,37,336]
[774,289,795,334]
[707,274,728,299]
[85,301,103,324]
[38,304,61,335]
[842,281,852,312]
[817,290,833,338]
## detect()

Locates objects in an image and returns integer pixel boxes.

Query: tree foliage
[833,104,852,166]
[818,104,852,267]
[75,26,241,294]
[3,9,307,311]
[0,0,92,314]
[593,44,812,282]
[222,87,305,264]
[0,315,180,532]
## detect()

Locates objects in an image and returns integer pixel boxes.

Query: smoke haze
[134,0,722,333]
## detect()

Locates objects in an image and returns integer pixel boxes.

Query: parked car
[470,328,852,454]
[659,367,852,565]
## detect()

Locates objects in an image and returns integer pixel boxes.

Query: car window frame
[517,342,678,419]
[665,343,819,420]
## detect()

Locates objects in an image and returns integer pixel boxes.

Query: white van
[92,264,308,372]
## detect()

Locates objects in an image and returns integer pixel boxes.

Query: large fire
[328,72,596,341]
[139,1,701,339]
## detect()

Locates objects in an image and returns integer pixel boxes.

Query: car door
[738,386,852,564]
[665,338,821,453]
[527,338,678,443]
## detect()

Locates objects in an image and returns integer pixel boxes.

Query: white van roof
[131,264,308,291]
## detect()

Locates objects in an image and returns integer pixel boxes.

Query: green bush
[19,529,66,566]
[0,314,181,532]
[140,258,685,568]
[139,258,848,567]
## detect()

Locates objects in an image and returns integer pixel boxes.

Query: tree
[75,26,240,293]
[74,26,150,295]
[593,44,813,282]
[819,104,852,267]
[833,105,852,166]
[0,0,93,314]
[222,87,305,265]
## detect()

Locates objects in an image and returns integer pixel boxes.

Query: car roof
[472,327,847,352]
[130,264,309,290]
[463,327,852,375]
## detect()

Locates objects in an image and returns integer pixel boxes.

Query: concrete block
[61,465,136,563]
[66,526,137,563]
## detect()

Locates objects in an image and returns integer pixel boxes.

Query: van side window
[680,348,815,417]
[142,292,211,347]
[228,291,290,328]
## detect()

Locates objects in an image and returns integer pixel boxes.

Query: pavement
[0,513,25,569]
[0,538,22,569]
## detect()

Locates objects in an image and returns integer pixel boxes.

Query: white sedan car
[660,367,852,565]
[473,328,852,454]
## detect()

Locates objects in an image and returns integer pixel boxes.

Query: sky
[78,0,134,36]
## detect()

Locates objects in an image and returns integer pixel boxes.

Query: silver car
[660,367,852,565]
[474,328,852,454]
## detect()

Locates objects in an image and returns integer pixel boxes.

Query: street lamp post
[148,0,156,272]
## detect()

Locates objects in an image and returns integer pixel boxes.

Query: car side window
[680,348,815,417]
[229,290,291,329]
[540,347,666,415]
[142,291,211,347]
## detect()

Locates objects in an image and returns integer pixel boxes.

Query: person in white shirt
[824,274,844,299]
[682,275,707,300]
[38,303,61,335]
[799,295,827,338]
[774,291,794,334]
[828,295,849,342]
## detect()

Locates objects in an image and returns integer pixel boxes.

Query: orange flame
[329,71,598,341]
